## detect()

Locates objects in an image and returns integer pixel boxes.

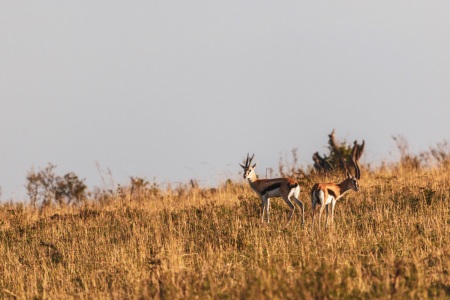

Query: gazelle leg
[319,205,326,228]
[292,196,305,225]
[331,199,336,227]
[261,196,266,223]
[311,200,316,229]
[281,196,295,227]
[266,198,271,223]
[325,205,329,227]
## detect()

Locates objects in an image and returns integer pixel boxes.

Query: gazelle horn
[248,153,254,166]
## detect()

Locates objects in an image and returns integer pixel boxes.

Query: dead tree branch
[313,129,365,176]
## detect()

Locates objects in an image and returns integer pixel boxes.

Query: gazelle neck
[246,170,258,184]
[337,178,354,195]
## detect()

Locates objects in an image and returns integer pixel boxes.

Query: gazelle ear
[239,163,245,169]
[252,161,258,168]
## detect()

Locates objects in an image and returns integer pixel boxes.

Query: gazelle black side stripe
[261,183,282,196]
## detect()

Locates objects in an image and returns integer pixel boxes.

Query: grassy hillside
[0,161,449,299]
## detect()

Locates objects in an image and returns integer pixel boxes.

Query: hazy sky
[1,1,449,200]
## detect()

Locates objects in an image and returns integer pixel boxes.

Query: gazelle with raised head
[240,153,305,226]
[311,155,361,228]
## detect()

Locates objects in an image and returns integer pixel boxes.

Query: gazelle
[311,156,361,228]
[240,153,305,226]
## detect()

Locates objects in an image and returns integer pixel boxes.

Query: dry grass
[0,163,449,299]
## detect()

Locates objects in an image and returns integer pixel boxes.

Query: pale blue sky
[1,1,449,200]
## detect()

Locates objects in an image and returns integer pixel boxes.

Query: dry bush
[1,154,450,298]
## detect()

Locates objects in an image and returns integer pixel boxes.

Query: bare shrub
[26,163,87,207]
[312,129,365,175]
[392,135,421,170]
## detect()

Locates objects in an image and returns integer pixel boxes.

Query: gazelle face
[346,173,360,192]
[243,166,254,179]
[240,153,257,180]
[352,178,360,192]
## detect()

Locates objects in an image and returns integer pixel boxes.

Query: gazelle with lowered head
[310,149,361,228]
[240,153,305,226]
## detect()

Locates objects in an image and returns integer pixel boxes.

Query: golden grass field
[0,161,449,299]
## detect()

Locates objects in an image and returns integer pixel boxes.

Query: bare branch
[313,129,365,177]
[328,129,347,172]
